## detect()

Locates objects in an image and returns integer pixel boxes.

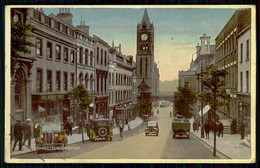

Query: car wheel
[145,133,148,136]
[156,133,158,136]
[109,137,112,141]
[98,127,108,137]
[173,134,176,139]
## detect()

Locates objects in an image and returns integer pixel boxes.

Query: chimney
[57,8,73,25]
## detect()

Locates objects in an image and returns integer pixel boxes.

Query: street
[14,105,226,160]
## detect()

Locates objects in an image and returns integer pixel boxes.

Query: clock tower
[136,9,155,98]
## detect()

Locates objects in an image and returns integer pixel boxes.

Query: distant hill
[159,79,178,93]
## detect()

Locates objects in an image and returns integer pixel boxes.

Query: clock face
[141,34,148,41]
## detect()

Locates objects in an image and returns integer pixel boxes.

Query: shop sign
[40,94,64,101]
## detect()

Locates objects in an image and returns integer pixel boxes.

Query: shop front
[95,96,109,119]
[237,93,251,136]
[32,94,68,123]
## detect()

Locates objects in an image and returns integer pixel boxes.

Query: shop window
[36,38,42,57]
[56,45,61,61]
[63,47,68,62]
[36,68,43,92]
[56,71,61,91]
[47,42,52,59]
[64,72,68,91]
[47,70,52,92]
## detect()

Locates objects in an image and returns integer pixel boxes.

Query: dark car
[145,121,159,136]
[89,119,113,141]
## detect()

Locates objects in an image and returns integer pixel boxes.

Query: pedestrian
[23,119,32,147]
[78,121,82,134]
[85,120,93,138]
[12,120,23,151]
[240,122,245,140]
[193,122,197,133]
[218,121,224,137]
[68,121,73,136]
[34,120,41,142]
[119,122,124,140]
[204,122,210,139]
[214,122,219,135]
[64,121,69,136]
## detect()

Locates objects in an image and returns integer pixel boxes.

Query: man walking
[23,119,32,147]
[204,122,210,139]
[119,122,124,140]
[218,121,224,137]
[12,120,23,151]
[34,120,41,142]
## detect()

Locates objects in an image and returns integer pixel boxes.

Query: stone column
[25,80,32,120]
[11,80,16,125]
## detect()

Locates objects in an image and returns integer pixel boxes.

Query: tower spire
[139,8,151,29]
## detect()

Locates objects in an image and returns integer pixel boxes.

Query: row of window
[224,64,237,89]
[36,37,76,64]
[115,90,132,103]
[78,47,94,67]
[116,73,132,86]
[240,71,250,93]
[240,39,250,63]
[34,10,74,38]
[36,68,74,93]
[96,75,107,95]
[97,47,108,66]
[78,72,95,92]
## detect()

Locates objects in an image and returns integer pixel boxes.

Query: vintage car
[172,115,191,139]
[35,122,68,153]
[145,121,159,136]
[89,119,113,141]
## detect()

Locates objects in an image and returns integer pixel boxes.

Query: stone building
[237,25,251,135]
[75,21,96,122]
[93,35,110,119]
[11,8,79,124]
[195,34,216,119]
[109,43,134,124]
[215,9,251,120]
[136,9,155,98]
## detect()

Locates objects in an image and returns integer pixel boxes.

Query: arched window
[79,72,83,85]
[85,73,89,90]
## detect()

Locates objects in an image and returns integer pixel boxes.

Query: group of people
[201,121,224,139]
[11,119,33,151]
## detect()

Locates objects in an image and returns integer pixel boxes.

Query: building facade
[109,43,134,124]
[237,26,251,135]
[93,35,110,119]
[136,9,155,99]
[215,9,251,120]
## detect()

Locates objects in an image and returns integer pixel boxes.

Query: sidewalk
[190,118,251,159]
[10,117,143,156]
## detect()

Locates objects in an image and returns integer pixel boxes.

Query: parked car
[35,122,68,153]
[145,121,159,136]
[89,119,113,141]
[172,115,191,139]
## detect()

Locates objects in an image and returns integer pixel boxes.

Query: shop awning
[198,105,211,117]
[38,105,46,113]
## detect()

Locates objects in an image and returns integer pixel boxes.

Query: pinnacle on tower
[139,9,152,29]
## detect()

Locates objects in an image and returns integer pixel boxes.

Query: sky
[43,7,238,81]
